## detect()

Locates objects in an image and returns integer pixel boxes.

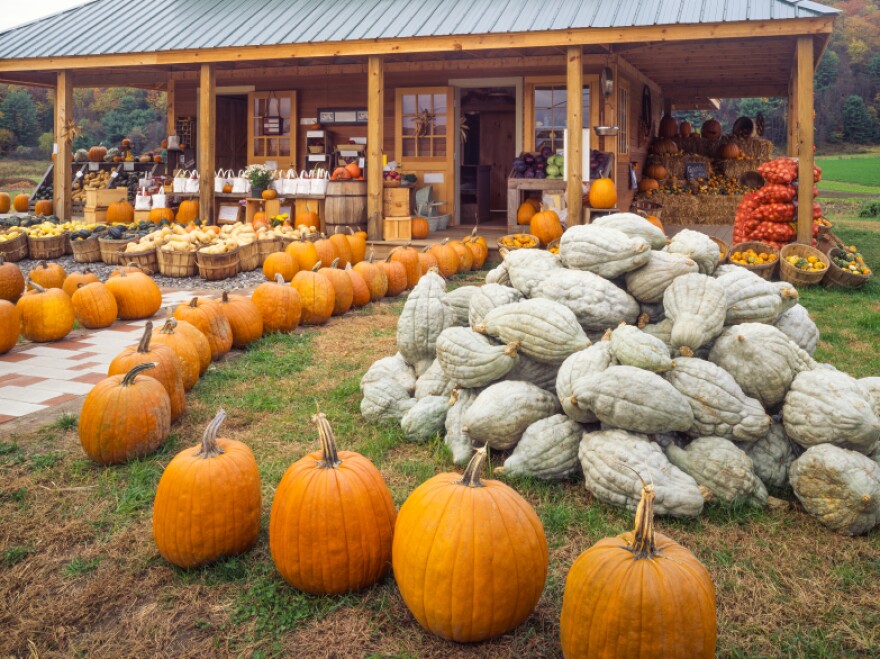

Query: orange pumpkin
[644,214,666,234]
[151,317,200,391]
[70,281,118,330]
[295,202,319,229]
[29,261,67,290]
[171,314,212,375]
[13,194,30,213]
[428,240,459,279]
[261,189,278,200]
[176,199,200,224]
[679,121,693,138]
[285,237,320,272]
[328,232,353,267]
[0,300,19,354]
[701,119,722,140]
[62,269,100,298]
[107,201,134,225]
[412,216,430,239]
[17,280,74,342]
[252,274,302,334]
[0,255,25,302]
[447,239,474,272]
[173,297,233,361]
[588,177,618,209]
[344,162,362,179]
[529,210,563,246]
[645,163,668,180]
[318,259,354,316]
[87,146,107,162]
[149,207,175,224]
[222,183,233,194]
[313,236,338,269]
[659,115,678,139]
[34,200,53,216]
[390,245,421,289]
[516,202,537,226]
[638,178,660,193]
[252,212,267,229]
[345,228,367,264]
[263,251,298,282]
[218,291,264,349]
[0,192,10,214]
[720,142,742,160]
[292,264,336,325]
[345,263,370,308]
[464,230,489,269]
[379,256,407,297]
[418,246,439,275]
[525,197,542,212]
[352,257,388,302]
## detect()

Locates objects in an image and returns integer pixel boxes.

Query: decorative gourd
[0,255,25,302]
[344,263,371,308]
[108,322,186,422]
[285,237,320,272]
[447,239,474,272]
[360,353,416,396]
[104,269,161,320]
[150,318,200,391]
[716,267,787,325]
[270,412,396,593]
[475,298,590,364]
[500,352,560,392]
[467,283,523,328]
[516,201,537,225]
[34,199,52,216]
[502,247,562,297]
[644,163,668,180]
[411,216,429,239]
[535,269,640,332]
[353,257,388,302]
[17,280,74,342]
[709,323,815,408]
[666,437,768,507]
[610,323,674,373]
[70,281,117,330]
[262,252,298,282]
[218,291,263,348]
[587,176,617,209]
[579,429,704,517]
[174,297,234,360]
[773,304,819,355]
[590,212,667,250]
[435,326,519,388]
[667,229,721,275]
[498,414,583,480]
[153,409,261,567]
[379,256,408,296]
[701,119,722,140]
[0,192,10,213]
[318,259,354,316]
[79,363,171,465]
[782,369,880,454]
[401,395,451,443]
[392,448,548,643]
[28,260,66,290]
[461,380,560,450]
[292,264,336,325]
[442,285,478,326]
[414,358,454,400]
[663,273,727,353]
[789,444,880,535]
[107,201,134,225]
[556,332,616,423]
[252,274,302,333]
[62,270,100,298]
[149,207,175,224]
[444,388,477,465]
[530,209,563,246]
[665,357,770,443]
[559,225,651,278]
[345,227,367,264]
[176,199,200,224]
[625,251,699,304]
[427,239,459,279]
[390,245,421,289]
[0,301,19,354]
[560,479,716,658]
[396,270,454,368]
[361,379,416,424]
[741,420,798,489]
[328,232,354,267]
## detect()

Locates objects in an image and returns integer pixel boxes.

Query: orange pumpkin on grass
[328,232,353,267]
[379,256,407,297]
[70,281,117,330]
[150,317,200,391]
[313,236,338,269]
[291,264,336,325]
[173,297,233,361]
[0,255,26,302]
[345,227,366,264]
[252,274,302,333]
[390,244,421,289]
[428,240,459,279]
[285,237,320,272]
[262,251,298,282]
[218,291,264,349]
[352,256,388,302]
[418,246,439,276]
[345,264,370,308]
[318,259,354,316]
[0,300,19,354]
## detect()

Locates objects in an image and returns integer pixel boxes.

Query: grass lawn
[0,159,48,195]
[816,153,880,189]
[1,219,878,658]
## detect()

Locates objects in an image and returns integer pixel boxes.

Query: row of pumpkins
[360,213,880,539]
[0,192,46,215]
[76,283,716,658]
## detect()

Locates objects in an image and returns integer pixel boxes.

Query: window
[247,91,297,168]
[618,84,629,155]
[398,90,448,160]
[532,85,590,153]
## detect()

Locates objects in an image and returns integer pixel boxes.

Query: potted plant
[244,164,275,198]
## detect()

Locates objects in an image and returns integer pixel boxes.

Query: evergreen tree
[842,95,879,143]
[0,89,40,147]
[815,50,840,90]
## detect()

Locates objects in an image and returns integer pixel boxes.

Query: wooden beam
[796,36,814,245]
[198,64,216,225]
[166,74,176,138]
[616,55,662,95]
[53,71,73,221]
[786,48,798,157]
[663,84,788,99]
[366,55,384,241]
[0,17,835,73]
[567,46,584,226]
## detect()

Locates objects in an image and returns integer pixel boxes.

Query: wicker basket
[711,237,729,264]
[197,247,239,281]
[729,241,779,280]
[71,236,102,263]
[779,244,829,287]
[545,238,560,254]
[158,248,198,278]
[280,236,296,250]
[124,248,159,275]
[0,231,28,262]
[99,237,136,265]
[27,234,67,260]
[497,233,540,251]
[824,249,871,289]
[238,242,259,272]
[63,233,73,255]
[630,198,663,221]
[257,237,282,264]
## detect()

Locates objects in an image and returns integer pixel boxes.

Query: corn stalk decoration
[460,114,470,144]
[58,119,81,145]
[415,109,435,137]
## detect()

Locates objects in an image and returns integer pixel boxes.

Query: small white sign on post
[123,162,135,171]
[88,162,99,171]
[217,205,241,223]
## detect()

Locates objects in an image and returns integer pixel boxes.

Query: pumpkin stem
[679,346,694,358]
[274,273,286,285]
[503,341,520,357]
[312,262,322,272]
[628,481,657,560]
[137,321,154,353]
[122,361,156,386]
[312,411,341,469]
[189,297,200,308]
[330,257,340,269]
[159,317,177,335]
[197,409,227,459]
[459,446,488,488]
[222,291,230,304]
[26,278,46,293]
[448,387,460,406]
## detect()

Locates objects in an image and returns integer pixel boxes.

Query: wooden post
[603,61,619,184]
[166,74,176,138]
[199,64,216,225]
[567,46,584,225]
[786,51,798,158]
[53,70,73,220]
[796,36,814,245]
[367,55,384,240]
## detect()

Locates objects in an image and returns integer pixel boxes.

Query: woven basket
[238,242,259,272]
[158,248,197,278]
[779,243,829,287]
[71,236,102,263]
[125,248,159,275]
[824,249,871,289]
[257,237,282,264]
[27,234,66,260]
[545,238,560,254]
[729,241,779,280]
[711,237,729,264]
[497,233,540,251]
[0,231,28,262]
[197,247,239,281]
[280,236,296,250]
[99,237,136,265]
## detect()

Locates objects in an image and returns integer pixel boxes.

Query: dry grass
[1,272,879,658]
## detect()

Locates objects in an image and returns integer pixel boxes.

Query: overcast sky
[0,0,93,31]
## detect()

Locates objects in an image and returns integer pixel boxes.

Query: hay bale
[721,136,773,161]
[639,192,743,226]
[655,153,712,180]
[717,158,762,180]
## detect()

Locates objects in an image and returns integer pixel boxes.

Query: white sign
[88,162,99,171]
[424,172,444,184]
[52,143,58,155]
[123,162,135,171]
[218,205,240,222]
[264,160,278,170]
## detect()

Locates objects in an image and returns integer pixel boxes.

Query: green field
[816,153,880,189]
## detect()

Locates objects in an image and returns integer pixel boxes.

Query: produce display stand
[506,178,566,231]
[245,198,281,225]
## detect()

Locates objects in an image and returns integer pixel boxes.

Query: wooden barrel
[324,181,367,227]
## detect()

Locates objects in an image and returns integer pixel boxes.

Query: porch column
[566,46,584,225]
[166,74,176,138]
[199,64,216,224]
[53,71,73,220]
[786,52,798,158]
[795,36,814,244]
[367,55,384,240]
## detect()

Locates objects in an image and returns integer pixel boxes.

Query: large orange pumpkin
[218,291,264,349]
[70,281,117,330]
[252,274,302,333]
[62,269,100,298]
[345,227,367,264]
[0,192,10,214]
[151,317,200,391]
[291,264,336,325]
[170,314,212,375]
[328,232,353,267]
[285,237,320,272]
[588,177,618,209]
[463,235,488,270]
[318,259,353,316]
[345,264,370,308]
[659,114,678,139]
[418,246,439,275]
[516,201,537,226]
[262,251,298,282]
[392,448,548,642]
[174,297,233,361]
[638,178,660,193]
[149,207,175,224]
[0,255,25,302]
[447,239,474,272]
[270,412,396,594]
[352,258,388,302]
[153,409,261,568]
[34,199,53,216]
[560,482,716,658]
[529,209,563,246]
[107,201,134,225]
[428,240,459,279]
[412,216,429,239]
[295,202,319,229]
[313,236,338,269]
[644,214,666,235]
[17,280,74,342]
[379,257,407,297]
[701,119,722,140]
[390,244,421,289]
[87,146,107,162]
[104,269,161,320]
[344,161,362,179]
[176,199,200,224]
[0,300,19,355]
[720,142,742,159]
[645,163,668,180]
[13,194,30,213]
[28,260,66,290]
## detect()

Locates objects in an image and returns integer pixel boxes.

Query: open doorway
[216,95,248,172]
[457,84,519,226]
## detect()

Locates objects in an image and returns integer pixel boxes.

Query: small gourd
[663,273,727,353]
[774,304,819,356]
[396,270,454,368]
[461,380,560,450]
[609,323,674,373]
[666,228,721,275]
[624,251,699,304]
[589,212,667,250]
[498,414,583,481]
[468,283,523,328]
[444,388,478,465]
[400,395,451,443]
[535,269,640,332]
[558,225,652,279]
[556,331,616,423]
[442,285,479,326]
[435,326,519,388]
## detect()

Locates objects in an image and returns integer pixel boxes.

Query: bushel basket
[779,243,828,287]
[824,248,871,289]
[27,234,66,260]
[237,242,259,272]
[158,248,197,278]
[71,236,102,263]
[197,247,239,281]
[99,236,136,265]
[0,231,28,262]
[125,248,159,275]
[729,241,779,281]
[257,237,282,264]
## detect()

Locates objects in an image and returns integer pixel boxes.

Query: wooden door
[479,110,516,213]
[216,96,248,172]
[247,90,297,169]
[395,87,455,221]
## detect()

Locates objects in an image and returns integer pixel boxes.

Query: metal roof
[0,0,838,60]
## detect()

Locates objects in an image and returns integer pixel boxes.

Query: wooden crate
[85,188,127,208]
[245,198,281,225]
[84,208,108,224]
[383,216,412,242]
[383,188,411,216]
[134,210,152,223]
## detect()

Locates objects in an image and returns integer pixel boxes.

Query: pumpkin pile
[361,213,880,536]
